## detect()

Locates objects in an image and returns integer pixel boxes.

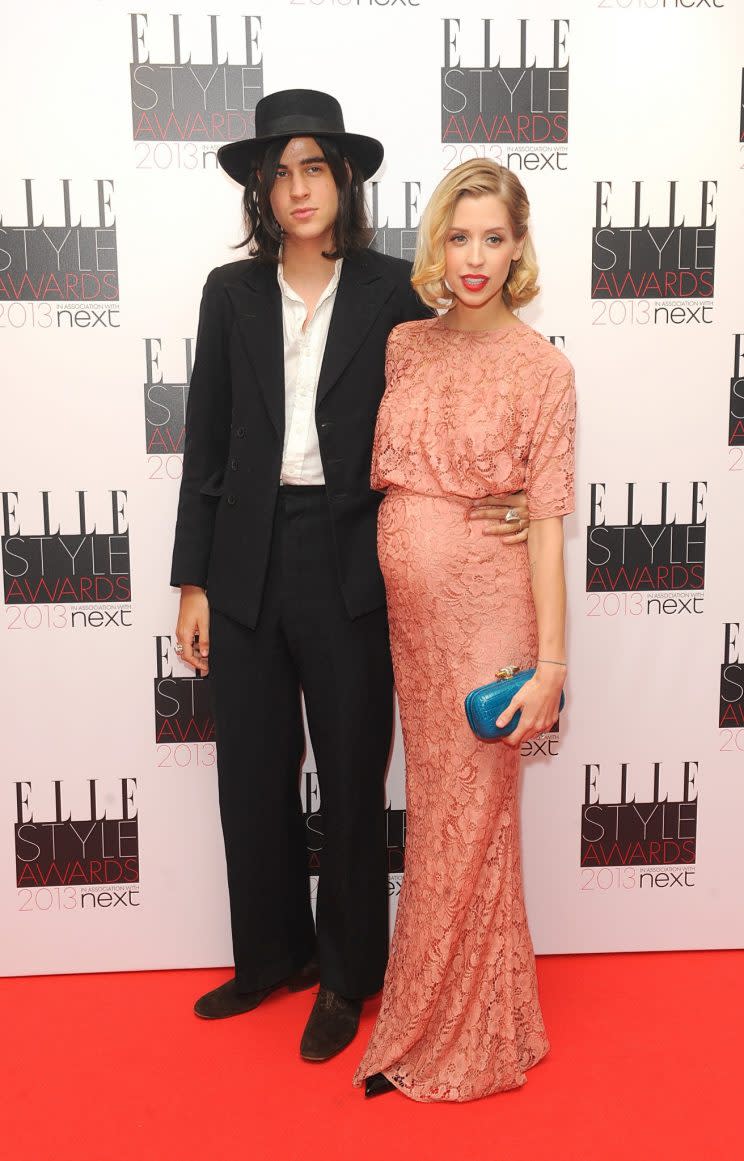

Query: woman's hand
[469,490,530,543]
[176,585,210,675]
[496,663,566,748]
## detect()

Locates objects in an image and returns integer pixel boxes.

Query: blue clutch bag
[464,666,566,741]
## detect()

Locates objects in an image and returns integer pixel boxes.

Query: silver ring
[504,507,520,523]
[174,642,184,654]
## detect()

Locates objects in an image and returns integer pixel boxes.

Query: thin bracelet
[537,658,567,667]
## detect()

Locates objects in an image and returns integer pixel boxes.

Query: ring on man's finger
[174,642,184,654]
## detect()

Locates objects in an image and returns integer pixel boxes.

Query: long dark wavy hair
[239,135,372,262]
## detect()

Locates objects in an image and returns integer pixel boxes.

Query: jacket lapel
[229,251,396,434]
[231,262,285,439]
[316,253,396,408]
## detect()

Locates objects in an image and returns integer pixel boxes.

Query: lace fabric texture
[353,317,576,1103]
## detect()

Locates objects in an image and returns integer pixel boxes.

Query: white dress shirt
[278,258,343,485]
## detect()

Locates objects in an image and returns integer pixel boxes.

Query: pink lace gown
[353,316,576,1103]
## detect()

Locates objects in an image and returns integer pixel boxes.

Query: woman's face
[268,136,339,247]
[443,193,524,311]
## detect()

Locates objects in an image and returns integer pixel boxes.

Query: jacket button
[226,494,237,506]
[236,426,246,438]
[230,458,239,471]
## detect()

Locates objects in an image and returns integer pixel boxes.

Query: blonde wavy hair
[412,160,539,312]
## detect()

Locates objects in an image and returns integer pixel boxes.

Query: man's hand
[176,585,210,675]
[469,490,530,543]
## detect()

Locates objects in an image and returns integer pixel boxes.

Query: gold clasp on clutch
[495,665,521,681]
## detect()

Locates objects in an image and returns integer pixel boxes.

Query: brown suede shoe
[300,987,362,1062]
[194,958,319,1019]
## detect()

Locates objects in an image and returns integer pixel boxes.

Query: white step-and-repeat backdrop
[2,0,743,976]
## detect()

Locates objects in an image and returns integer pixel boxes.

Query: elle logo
[581,761,698,867]
[592,180,716,299]
[720,623,744,728]
[0,178,117,301]
[369,181,421,262]
[130,13,263,141]
[154,635,214,743]
[2,490,130,605]
[586,481,707,593]
[15,779,139,887]
[144,337,194,454]
[729,334,744,446]
[442,17,569,144]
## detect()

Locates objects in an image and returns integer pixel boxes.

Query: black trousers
[209,485,393,998]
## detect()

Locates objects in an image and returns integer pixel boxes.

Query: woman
[354,160,576,1102]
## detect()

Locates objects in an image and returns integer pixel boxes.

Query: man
[171,89,529,1062]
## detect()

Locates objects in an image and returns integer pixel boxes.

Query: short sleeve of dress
[525,363,576,520]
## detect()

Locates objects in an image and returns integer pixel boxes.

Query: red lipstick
[460,275,489,292]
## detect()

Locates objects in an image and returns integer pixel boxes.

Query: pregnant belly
[378,490,537,692]
[378,490,530,607]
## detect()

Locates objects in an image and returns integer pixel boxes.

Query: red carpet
[2,951,741,1161]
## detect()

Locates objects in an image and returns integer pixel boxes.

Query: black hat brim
[217,131,384,185]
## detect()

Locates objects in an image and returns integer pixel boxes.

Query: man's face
[268,137,339,246]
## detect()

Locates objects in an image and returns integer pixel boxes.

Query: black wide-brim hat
[217,88,384,185]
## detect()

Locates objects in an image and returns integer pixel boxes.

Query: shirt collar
[277,256,343,306]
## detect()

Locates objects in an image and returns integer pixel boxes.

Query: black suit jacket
[170,247,432,628]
